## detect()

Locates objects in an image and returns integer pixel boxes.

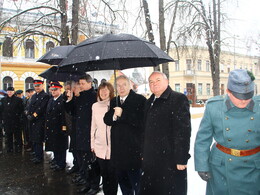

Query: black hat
[227,69,255,100]
[16,90,23,94]
[49,81,62,89]
[33,79,44,86]
[26,88,34,93]
[7,87,14,91]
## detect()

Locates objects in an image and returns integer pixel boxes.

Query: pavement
[0,137,83,195]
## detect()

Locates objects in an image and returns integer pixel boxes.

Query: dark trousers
[76,150,100,189]
[33,142,43,160]
[6,130,22,151]
[54,150,66,168]
[97,157,118,195]
[72,150,79,170]
[117,168,141,195]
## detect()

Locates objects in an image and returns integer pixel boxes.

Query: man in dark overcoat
[65,74,100,194]
[1,87,23,153]
[45,82,68,171]
[104,75,146,195]
[27,80,49,164]
[139,71,191,195]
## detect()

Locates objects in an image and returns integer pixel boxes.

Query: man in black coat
[27,80,49,164]
[1,87,23,153]
[45,82,68,171]
[139,71,191,195]
[65,74,100,194]
[104,75,146,195]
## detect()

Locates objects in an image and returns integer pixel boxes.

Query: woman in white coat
[91,82,118,195]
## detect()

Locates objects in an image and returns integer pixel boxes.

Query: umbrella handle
[114,70,118,107]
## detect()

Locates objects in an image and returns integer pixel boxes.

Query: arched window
[25,39,35,58]
[46,41,55,52]
[3,76,13,91]
[3,37,13,57]
[25,77,34,91]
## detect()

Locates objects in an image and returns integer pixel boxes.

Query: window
[25,77,34,91]
[198,83,202,95]
[3,37,13,57]
[206,83,210,95]
[186,59,192,70]
[3,76,13,91]
[46,41,55,52]
[175,60,179,71]
[25,39,35,58]
[175,84,180,92]
[197,59,202,71]
[227,66,230,73]
[206,60,210,72]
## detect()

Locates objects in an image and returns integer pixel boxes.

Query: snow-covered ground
[64,107,206,195]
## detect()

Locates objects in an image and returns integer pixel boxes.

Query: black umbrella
[39,66,86,82]
[59,33,173,71]
[37,45,75,65]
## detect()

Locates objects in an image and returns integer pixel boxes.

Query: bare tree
[178,0,222,96]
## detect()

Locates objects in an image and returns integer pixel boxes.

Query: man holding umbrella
[104,75,146,195]
[27,80,49,164]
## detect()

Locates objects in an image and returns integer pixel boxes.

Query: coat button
[250,117,254,120]
[245,140,250,143]
[228,139,232,141]
[226,128,230,131]
[228,158,232,162]
[225,116,229,120]
[248,129,252,132]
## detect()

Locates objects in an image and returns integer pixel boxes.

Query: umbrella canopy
[59,33,173,71]
[37,45,75,65]
[39,66,86,82]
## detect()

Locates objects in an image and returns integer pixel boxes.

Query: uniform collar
[224,95,255,112]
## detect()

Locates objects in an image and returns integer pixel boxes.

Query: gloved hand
[198,172,211,181]
[27,115,34,121]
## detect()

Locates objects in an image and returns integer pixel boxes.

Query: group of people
[0,69,259,195]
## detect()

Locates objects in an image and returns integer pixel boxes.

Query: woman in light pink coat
[91,82,118,195]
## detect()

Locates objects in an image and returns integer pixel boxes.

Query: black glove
[27,115,34,121]
[198,172,211,181]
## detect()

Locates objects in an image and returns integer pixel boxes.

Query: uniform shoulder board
[253,95,260,101]
[206,95,225,104]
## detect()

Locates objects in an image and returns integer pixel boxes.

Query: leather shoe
[66,166,79,174]
[50,164,59,169]
[85,188,101,195]
[76,178,87,186]
[72,175,82,183]
[77,186,90,194]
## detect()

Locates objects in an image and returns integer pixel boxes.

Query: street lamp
[0,36,5,90]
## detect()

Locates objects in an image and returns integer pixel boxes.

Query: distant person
[0,90,6,138]
[1,87,24,153]
[194,69,260,195]
[24,88,35,151]
[104,75,146,195]
[27,80,49,164]
[139,71,191,195]
[91,82,118,195]
[45,82,68,171]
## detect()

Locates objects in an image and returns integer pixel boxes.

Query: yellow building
[168,46,260,102]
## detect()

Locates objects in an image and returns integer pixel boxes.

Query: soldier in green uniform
[195,69,260,195]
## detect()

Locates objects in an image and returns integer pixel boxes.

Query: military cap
[7,87,14,91]
[16,89,23,94]
[227,69,255,100]
[33,79,44,86]
[49,82,62,89]
[26,88,34,93]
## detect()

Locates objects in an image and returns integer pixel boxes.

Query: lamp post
[0,36,5,90]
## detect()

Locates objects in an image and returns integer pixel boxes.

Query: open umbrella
[59,33,173,71]
[37,45,75,65]
[39,66,86,82]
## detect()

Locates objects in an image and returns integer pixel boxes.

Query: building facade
[168,46,260,102]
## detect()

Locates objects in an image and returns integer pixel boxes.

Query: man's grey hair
[149,71,168,80]
[116,75,131,84]
[65,80,75,86]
